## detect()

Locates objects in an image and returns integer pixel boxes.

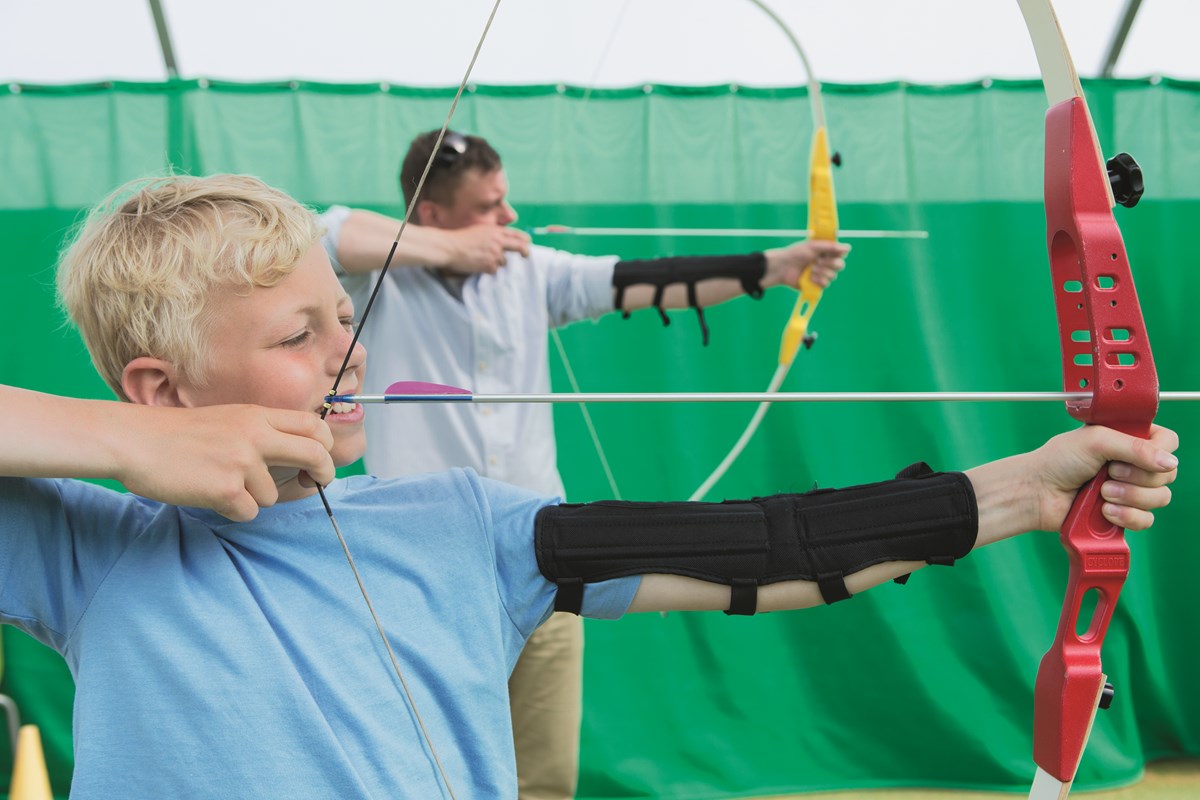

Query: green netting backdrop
[1,79,1198,799]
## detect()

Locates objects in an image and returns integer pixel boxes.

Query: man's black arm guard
[612,253,766,345]
[534,463,977,615]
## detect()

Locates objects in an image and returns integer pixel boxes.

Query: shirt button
[481,407,492,417]
[488,456,499,466]
[478,361,487,372]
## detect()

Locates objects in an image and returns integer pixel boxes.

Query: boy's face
[179,245,367,470]
[423,167,518,229]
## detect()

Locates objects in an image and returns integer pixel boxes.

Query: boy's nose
[330,330,367,377]
[344,339,367,373]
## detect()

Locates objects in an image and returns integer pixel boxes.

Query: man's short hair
[57,174,321,401]
[398,129,502,211]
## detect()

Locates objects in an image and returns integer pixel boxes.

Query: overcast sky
[2,1,1195,86]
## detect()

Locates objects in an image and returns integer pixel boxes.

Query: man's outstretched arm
[613,239,850,314]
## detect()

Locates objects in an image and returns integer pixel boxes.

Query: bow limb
[1017,1,1158,797]
[689,0,838,502]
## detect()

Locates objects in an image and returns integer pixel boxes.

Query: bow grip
[1032,97,1158,784]
[778,274,823,366]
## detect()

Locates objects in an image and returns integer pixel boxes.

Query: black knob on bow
[1106,153,1143,208]
[831,152,842,168]
[1099,681,1116,711]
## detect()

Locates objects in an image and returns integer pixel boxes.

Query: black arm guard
[612,253,766,345]
[534,463,977,615]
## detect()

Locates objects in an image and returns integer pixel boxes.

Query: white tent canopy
[1,0,1195,87]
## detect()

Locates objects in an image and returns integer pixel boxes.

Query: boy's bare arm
[0,386,336,521]
[334,209,531,275]
[626,424,1178,613]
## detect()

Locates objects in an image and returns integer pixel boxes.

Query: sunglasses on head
[433,132,469,169]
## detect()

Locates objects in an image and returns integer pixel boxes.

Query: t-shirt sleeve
[470,474,639,637]
[537,246,619,328]
[0,477,154,651]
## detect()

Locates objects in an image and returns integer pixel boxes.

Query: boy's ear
[122,357,186,408]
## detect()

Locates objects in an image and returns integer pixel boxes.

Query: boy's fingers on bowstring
[209,410,333,521]
[217,473,278,523]
[259,409,337,487]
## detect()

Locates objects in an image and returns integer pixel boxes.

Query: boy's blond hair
[57,174,321,401]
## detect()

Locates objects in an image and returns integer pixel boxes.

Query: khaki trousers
[509,612,584,800]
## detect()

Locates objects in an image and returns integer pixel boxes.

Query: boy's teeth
[329,402,357,414]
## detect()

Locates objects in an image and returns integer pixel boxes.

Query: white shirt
[321,206,618,497]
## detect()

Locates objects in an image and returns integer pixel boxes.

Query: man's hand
[763,239,851,289]
[118,405,336,522]
[332,210,531,276]
[443,225,531,275]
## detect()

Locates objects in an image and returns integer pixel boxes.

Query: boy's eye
[341,317,357,332]
[282,330,312,348]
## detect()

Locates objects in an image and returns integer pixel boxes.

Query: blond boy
[0,174,1177,799]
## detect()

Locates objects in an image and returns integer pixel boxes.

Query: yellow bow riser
[779,124,839,367]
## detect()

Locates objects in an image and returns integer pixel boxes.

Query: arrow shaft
[330,390,1200,404]
[531,226,928,239]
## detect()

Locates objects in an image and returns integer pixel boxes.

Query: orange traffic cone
[9,724,52,800]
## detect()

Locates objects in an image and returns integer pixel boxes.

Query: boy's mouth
[325,401,359,415]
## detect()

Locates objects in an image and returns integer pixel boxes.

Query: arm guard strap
[534,463,977,615]
[612,253,766,345]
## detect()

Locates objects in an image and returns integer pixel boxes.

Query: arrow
[531,225,928,239]
[327,383,1200,406]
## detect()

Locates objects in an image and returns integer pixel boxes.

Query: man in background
[321,129,848,799]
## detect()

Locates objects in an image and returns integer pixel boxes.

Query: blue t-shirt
[0,469,639,799]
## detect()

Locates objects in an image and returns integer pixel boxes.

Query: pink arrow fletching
[383,381,472,396]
